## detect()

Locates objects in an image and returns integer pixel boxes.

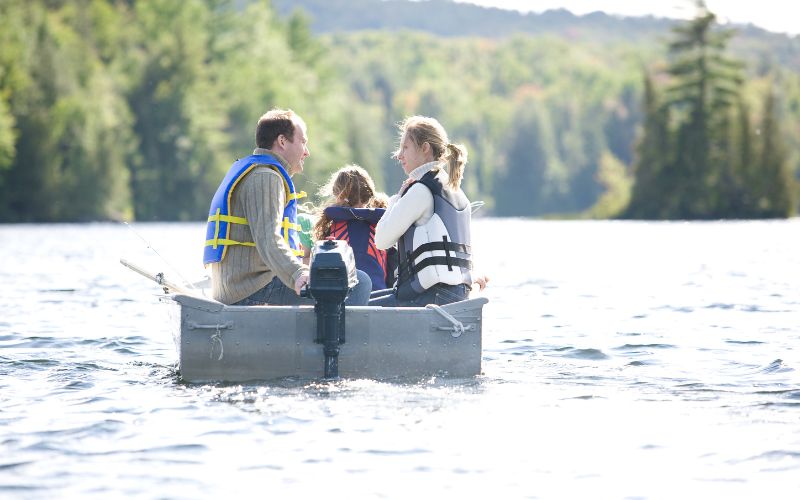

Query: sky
[452,0,799,36]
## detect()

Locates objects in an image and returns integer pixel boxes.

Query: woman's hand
[473,274,489,291]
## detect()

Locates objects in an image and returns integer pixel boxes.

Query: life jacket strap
[205,208,252,249]
[204,238,256,248]
[397,237,472,285]
[280,217,304,257]
[397,256,473,286]
[406,240,471,264]
[207,213,249,225]
[281,217,301,232]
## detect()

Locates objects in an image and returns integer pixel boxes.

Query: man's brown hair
[255,109,302,149]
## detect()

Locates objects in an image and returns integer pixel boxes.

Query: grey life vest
[396,169,473,297]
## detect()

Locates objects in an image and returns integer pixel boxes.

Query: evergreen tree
[125,0,227,221]
[493,101,551,216]
[621,2,797,220]
[718,97,754,216]
[662,1,743,218]
[0,0,23,193]
[0,1,133,221]
[625,2,794,219]
[755,87,795,217]
[625,73,670,218]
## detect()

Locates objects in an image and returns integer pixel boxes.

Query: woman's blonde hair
[395,115,467,190]
[312,165,387,240]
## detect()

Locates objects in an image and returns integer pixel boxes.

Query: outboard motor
[307,239,358,378]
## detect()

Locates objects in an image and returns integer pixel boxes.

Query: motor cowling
[307,239,357,378]
[308,239,357,303]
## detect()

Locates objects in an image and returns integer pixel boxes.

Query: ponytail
[444,142,467,190]
[399,116,468,190]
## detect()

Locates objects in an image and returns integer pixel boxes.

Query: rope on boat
[210,324,224,361]
[426,304,466,338]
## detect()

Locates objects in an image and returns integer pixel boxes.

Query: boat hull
[163,294,487,382]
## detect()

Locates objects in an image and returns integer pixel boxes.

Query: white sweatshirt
[375,161,445,250]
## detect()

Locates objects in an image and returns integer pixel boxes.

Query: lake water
[2,219,799,498]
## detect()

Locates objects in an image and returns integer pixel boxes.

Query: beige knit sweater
[209,149,307,304]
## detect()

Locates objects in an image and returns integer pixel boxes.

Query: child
[296,208,316,265]
[313,165,395,290]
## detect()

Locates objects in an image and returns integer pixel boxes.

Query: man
[203,108,371,305]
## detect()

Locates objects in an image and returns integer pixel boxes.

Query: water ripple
[706,303,736,310]
[0,336,71,349]
[556,347,610,360]
[761,359,793,373]
[626,360,659,367]
[613,343,676,351]
[744,450,800,462]
[365,448,431,456]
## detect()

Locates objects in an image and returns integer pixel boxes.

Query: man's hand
[294,271,310,296]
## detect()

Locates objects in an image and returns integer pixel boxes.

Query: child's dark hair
[313,165,387,241]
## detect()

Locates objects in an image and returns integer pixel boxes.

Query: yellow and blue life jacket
[203,154,306,265]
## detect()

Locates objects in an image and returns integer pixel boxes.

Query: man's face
[277,122,310,176]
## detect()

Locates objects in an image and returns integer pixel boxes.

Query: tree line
[0,0,353,221]
[626,5,794,218]
[0,0,797,222]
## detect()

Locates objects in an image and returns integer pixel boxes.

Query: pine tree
[755,87,795,217]
[718,97,754,217]
[625,72,670,218]
[662,1,743,218]
[493,102,551,216]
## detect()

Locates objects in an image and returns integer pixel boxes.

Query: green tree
[716,97,753,216]
[0,0,23,188]
[0,0,133,221]
[210,1,355,203]
[663,1,743,218]
[753,87,795,216]
[493,101,553,216]
[625,72,671,218]
[626,2,794,219]
[125,0,229,221]
[584,151,633,219]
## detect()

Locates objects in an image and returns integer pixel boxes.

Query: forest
[1,0,798,222]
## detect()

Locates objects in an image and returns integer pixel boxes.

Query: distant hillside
[272,0,800,74]
[263,0,800,217]
[272,0,674,40]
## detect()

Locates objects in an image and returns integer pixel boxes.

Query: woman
[369,116,482,307]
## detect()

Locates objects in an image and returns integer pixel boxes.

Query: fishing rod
[121,221,199,293]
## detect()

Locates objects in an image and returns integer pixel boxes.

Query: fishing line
[122,221,198,291]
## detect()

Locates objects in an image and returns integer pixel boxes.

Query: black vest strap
[406,240,471,264]
[397,256,473,285]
